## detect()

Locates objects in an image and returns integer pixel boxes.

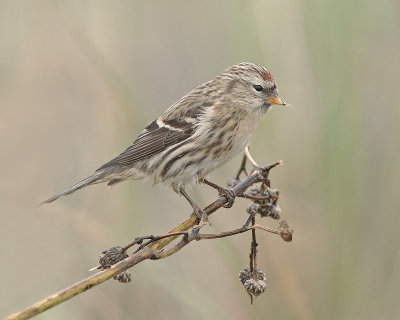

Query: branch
[5,160,287,320]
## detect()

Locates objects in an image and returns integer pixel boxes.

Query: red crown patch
[261,70,274,82]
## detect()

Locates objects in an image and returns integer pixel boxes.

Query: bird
[43,62,286,225]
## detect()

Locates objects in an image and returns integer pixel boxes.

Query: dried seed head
[279,220,293,242]
[113,270,132,283]
[268,189,279,201]
[246,185,282,219]
[247,187,261,197]
[239,268,267,298]
[239,268,266,284]
[247,199,281,219]
[246,203,260,215]
[239,268,251,284]
[244,278,267,297]
[258,203,278,219]
[263,203,281,220]
[98,246,128,269]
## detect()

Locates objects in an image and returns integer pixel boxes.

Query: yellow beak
[267,95,286,106]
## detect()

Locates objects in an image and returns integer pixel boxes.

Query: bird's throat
[260,104,271,113]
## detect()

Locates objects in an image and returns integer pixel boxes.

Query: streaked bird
[43,62,286,224]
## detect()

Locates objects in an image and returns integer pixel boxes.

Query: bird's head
[219,62,286,113]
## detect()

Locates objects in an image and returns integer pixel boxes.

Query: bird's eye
[253,85,263,92]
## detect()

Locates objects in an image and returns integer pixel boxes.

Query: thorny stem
[5,152,285,320]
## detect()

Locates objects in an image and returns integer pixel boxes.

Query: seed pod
[265,203,282,219]
[98,246,128,269]
[239,268,266,285]
[244,278,267,297]
[113,270,132,283]
[279,220,293,242]
[247,203,260,215]
[239,267,267,298]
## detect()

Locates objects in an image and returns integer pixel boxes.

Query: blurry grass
[1,1,400,320]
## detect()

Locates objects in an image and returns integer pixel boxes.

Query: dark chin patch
[261,104,271,113]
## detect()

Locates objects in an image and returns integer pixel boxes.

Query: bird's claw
[192,208,210,228]
[220,188,236,208]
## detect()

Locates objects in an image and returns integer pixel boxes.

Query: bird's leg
[202,178,236,208]
[179,188,208,227]
[235,153,249,180]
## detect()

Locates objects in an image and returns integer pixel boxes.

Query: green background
[1,1,399,319]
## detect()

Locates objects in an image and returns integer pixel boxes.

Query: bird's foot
[192,208,209,228]
[219,188,236,208]
[202,179,236,208]
[180,188,210,228]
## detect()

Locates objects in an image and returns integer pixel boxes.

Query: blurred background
[1,1,399,319]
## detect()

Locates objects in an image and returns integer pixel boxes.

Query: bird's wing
[96,101,206,171]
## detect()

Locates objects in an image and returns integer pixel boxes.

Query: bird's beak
[267,95,286,106]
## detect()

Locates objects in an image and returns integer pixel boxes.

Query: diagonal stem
[5,163,282,320]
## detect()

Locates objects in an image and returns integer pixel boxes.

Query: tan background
[1,1,400,319]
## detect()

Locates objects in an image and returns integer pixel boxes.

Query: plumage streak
[43,62,285,211]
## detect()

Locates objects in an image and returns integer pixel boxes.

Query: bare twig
[5,158,285,320]
[249,216,258,304]
[245,145,258,167]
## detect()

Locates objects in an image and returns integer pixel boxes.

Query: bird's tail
[41,170,111,204]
